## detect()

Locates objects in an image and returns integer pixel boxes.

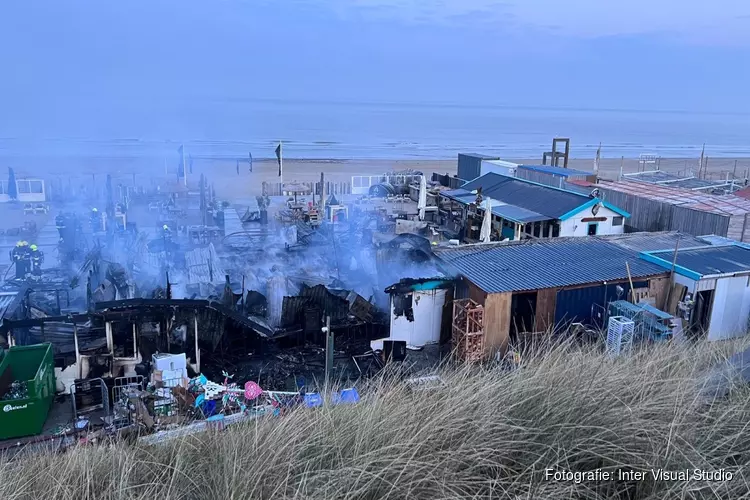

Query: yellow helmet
[30,244,38,251]
[163,225,169,230]
[15,241,22,247]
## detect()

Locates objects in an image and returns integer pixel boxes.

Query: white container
[389,289,448,347]
[152,353,187,372]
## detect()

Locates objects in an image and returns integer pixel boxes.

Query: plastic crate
[0,343,56,440]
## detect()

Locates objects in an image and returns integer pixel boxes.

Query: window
[17,180,30,193]
[352,177,362,188]
[29,181,43,194]
[0,181,6,195]
[613,216,624,226]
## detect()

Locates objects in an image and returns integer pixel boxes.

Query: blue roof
[441,188,550,223]
[461,173,619,220]
[435,236,668,293]
[641,244,750,280]
[518,164,593,178]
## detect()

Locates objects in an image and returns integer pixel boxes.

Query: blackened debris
[392,293,414,321]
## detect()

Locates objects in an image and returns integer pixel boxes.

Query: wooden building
[433,233,694,358]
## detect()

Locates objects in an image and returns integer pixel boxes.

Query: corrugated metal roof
[490,204,550,223]
[622,171,743,192]
[602,231,708,253]
[518,165,593,178]
[461,173,592,219]
[434,236,668,293]
[597,180,750,216]
[647,244,750,278]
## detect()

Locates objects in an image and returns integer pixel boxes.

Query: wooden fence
[262,181,351,197]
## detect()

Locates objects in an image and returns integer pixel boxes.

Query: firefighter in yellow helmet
[9,241,26,279]
[30,244,43,280]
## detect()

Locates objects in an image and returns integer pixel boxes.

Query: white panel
[708,277,749,341]
[674,274,697,293]
[481,160,518,177]
[389,289,448,347]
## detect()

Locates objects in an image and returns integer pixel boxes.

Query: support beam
[194,311,201,374]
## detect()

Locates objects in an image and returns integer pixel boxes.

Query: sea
[1,99,749,161]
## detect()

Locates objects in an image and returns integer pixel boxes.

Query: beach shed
[434,234,672,358]
[438,173,629,242]
[640,244,750,340]
[573,179,750,243]
[515,164,596,189]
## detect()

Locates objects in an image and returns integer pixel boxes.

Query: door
[587,223,598,236]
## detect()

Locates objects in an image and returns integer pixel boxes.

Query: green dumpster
[0,343,56,440]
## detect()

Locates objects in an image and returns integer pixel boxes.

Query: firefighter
[29,244,43,280]
[55,212,66,241]
[20,241,32,280]
[90,207,101,232]
[9,241,26,279]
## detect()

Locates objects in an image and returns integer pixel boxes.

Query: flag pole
[280,141,284,187]
[183,145,188,187]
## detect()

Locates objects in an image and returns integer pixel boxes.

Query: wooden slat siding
[483,292,512,358]
[647,277,670,310]
[466,280,487,306]
[534,288,557,333]
[670,206,730,237]
[516,170,565,188]
[596,186,731,237]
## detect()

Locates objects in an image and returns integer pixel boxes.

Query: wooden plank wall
[671,206,729,238]
[596,186,731,238]
[534,288,557,332]
[727,213,750,242]
[596,188,673,232]
[483,292,512,357]
[647,277,671,310]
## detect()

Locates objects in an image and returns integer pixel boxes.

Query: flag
[594,143,601,175]
[275,142,282,177]
[248,152,253,172]
[177,145,185,179]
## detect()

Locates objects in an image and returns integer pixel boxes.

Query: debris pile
[2,380,28,401]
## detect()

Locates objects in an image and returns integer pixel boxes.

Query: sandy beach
[2,155,750,200]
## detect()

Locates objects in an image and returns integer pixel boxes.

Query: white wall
[481,160,518,177]
[558,205,625,237]
[707,276,750,341]
[389,289,448,347]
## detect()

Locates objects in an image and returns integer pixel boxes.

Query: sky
[0,0,749,142]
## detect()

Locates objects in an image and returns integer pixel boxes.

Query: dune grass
[2,338,750,499]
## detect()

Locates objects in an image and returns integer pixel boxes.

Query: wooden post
[324,316,333,390]
[733,160,738,180]
[194,312,200,374]
[73,322,82,379]
[704,156,709,180]
[663,237,680,310]
[625,262,635,303]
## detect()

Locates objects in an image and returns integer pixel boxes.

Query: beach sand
[3,155,750,200]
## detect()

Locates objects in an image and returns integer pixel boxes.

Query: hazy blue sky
[1,0,749,142]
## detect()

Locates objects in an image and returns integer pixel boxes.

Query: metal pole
[73,322,81,379]
[194,311,200,374]
[663,237,680,311]
[324,316,332,389]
